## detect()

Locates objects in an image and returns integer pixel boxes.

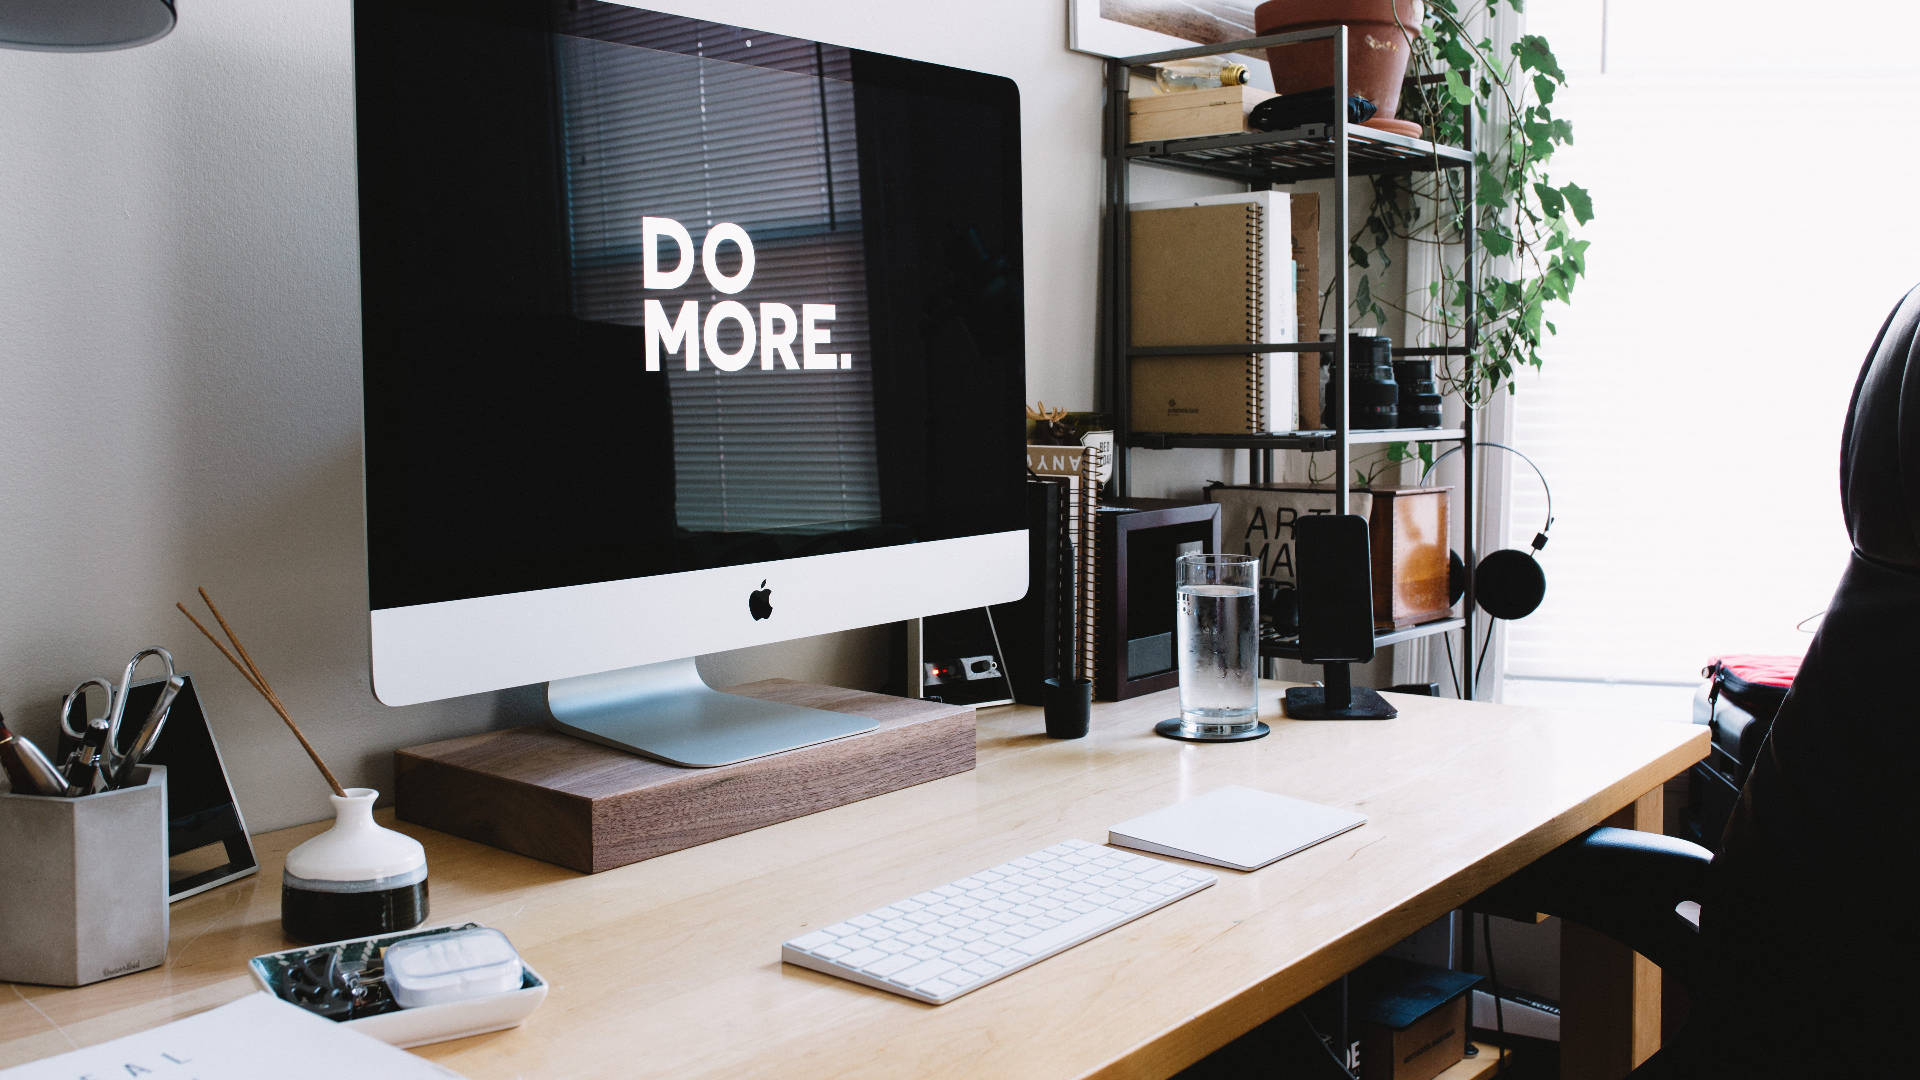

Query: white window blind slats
[557,29,879,534]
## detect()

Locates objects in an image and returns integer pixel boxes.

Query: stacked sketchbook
[1129,191,1302,435]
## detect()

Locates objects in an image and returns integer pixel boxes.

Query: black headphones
[1419,442,1555,621]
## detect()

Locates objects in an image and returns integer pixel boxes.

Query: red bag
[1702,654,1801,720]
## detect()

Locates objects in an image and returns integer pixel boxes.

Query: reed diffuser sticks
[177,587,346,797]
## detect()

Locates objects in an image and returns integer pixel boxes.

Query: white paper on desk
[0,992,466,1080]
[1108,786,1366,871]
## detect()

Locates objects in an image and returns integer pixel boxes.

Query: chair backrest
[1687,285,1920,1073]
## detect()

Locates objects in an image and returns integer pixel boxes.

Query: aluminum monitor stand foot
[547,658,876,768]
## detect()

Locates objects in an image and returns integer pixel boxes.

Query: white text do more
[640,216,851,374]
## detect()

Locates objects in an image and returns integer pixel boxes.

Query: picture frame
[1093,500,1222,701]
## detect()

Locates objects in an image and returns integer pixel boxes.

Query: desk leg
[1559,789,1663,1080]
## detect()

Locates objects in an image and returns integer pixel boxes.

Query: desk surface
[1,685,1705,1079]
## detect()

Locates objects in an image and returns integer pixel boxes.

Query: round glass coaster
[1154,717,1272,743]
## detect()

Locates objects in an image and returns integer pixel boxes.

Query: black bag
[1687,655,1800,848]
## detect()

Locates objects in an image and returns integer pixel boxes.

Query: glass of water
[1174,552,1260,738]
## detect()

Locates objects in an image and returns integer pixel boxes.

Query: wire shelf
[1126,123,1473,184]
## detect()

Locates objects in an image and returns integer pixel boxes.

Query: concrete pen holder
[0,766,168,986]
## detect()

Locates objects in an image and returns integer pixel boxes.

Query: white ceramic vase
[282,787,429,943]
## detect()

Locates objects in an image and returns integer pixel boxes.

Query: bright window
[1502,1,1920,704]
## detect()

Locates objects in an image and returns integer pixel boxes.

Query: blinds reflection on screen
[557,26,881,535]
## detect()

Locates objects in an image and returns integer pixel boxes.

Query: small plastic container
[384,926,523,1008]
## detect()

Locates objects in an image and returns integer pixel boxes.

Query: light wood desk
[1,684,1705,1079]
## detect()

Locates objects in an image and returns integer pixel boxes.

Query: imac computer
[353,0,1028,767]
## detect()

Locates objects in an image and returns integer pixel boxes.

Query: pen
[1,715,70,797]
[64,717,111,796]
[109,674,183,789]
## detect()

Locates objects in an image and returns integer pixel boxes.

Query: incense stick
[177,590,346,798]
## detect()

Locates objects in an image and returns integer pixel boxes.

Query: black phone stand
[1283,662,1397,720]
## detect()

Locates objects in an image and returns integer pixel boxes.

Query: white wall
[0,1,1109,831]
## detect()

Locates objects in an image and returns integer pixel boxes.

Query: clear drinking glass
[1174,553,1260,737]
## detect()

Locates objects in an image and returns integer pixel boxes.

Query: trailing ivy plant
[1334,0,1590,473]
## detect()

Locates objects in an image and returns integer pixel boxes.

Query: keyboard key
[814,943,851,960]
[891,958,958,986]
[789,931,834,951]
[868,954,914,978]
[919,978,963,999]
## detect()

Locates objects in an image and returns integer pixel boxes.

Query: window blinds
[556,21,880,534]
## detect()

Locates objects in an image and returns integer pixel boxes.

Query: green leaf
[1532,181,1565,217]
[1513,35,1565,81]
[1437,36,1474,71]
[1442,68,1474,106]
[1561,182,1594,224]
[1477,227,1513,257]
[1532,73,1556,105]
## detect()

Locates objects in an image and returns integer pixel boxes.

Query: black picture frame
[1094,501,1223,701]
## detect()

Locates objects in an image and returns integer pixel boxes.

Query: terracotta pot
[1254,0,1424,121]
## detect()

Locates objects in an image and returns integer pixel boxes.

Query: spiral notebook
[1128,193,1297,434]
[1108,786,1367,872]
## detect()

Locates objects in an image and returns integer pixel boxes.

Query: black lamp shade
[1,0,176,52]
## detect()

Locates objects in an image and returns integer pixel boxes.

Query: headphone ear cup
[1477,548,1546,620]
[1447,550,1466,607]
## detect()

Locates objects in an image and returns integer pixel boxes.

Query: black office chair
[1477,285,1920,1077]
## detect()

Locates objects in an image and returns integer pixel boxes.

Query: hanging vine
[1340,0,1591,427]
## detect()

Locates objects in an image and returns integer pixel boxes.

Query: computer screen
[354,0,1028,761]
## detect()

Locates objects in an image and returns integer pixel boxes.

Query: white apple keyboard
[781,838,1215,1004]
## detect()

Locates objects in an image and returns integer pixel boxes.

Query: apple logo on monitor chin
[748,580,773,621]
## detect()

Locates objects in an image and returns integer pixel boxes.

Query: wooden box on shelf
[1368,485,1452,630]
[1127,85,1274,142]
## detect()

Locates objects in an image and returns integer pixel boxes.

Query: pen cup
[0,766,169,986]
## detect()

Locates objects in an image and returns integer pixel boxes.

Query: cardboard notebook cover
[1129,201,1268,435]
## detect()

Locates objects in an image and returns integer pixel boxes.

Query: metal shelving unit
[1099,26,1483,695]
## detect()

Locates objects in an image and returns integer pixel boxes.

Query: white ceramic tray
[248,922,547,1048]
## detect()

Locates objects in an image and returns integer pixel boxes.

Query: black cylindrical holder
[1392,358,1444,428]
[1043,677,1092,739]
[1320,332,1399,430]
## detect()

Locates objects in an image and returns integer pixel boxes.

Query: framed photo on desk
[1093,500,1222,700]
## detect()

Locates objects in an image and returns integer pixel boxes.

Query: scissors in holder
[57,647,183,796]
